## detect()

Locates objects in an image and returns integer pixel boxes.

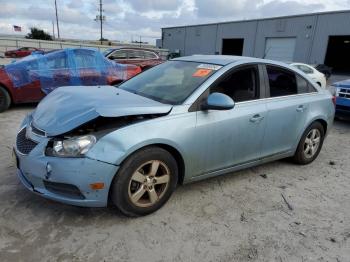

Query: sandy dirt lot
[0,103,349,262]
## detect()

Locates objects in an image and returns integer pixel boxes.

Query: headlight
[51,135,96,157]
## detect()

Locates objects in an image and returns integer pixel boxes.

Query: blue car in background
[14,56,335,216]
[332,79,350,117]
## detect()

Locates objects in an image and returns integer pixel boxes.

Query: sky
[0,0,349,44]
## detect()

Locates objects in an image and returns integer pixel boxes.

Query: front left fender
[86,112,200,179]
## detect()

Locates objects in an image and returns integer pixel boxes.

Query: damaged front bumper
[14,117,119,207]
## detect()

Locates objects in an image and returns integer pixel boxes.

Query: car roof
[173,55,287,66]
[106,47,159,52]
[289,62,312,67]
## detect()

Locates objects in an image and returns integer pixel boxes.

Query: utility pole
[95,0,105,45]
[54,0,60,39]
[52,20,55,39]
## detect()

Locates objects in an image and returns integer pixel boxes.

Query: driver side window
[210,66,259,102]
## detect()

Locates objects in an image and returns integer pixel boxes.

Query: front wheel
[293,122,325,165]
[111,147,178,217]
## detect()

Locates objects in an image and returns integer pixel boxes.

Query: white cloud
[126,0,183,12]
[195,0,263,18]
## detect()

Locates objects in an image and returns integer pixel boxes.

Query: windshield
[118,61,219,104]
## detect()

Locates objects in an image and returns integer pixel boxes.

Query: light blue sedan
[14,55,335,216]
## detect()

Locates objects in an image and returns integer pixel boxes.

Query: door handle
[296,105,306,112]
[250,114,264,123]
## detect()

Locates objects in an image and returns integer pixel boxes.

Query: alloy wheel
[303,129,321,159]
[128,160,170,208]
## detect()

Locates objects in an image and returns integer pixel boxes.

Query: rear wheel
[111,147,178,217]
[0,86,11,113]
[293,122,325,165]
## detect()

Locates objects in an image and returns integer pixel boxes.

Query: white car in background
[290,63,327,88]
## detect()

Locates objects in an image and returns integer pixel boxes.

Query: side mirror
[201,92,235,111]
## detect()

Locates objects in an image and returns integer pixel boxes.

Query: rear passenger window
[297,75,318,94]
[210,66,259,102]
[297,76,309,94]
[266,66,297,97]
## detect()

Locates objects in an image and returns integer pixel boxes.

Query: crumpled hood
[33,85,172,136]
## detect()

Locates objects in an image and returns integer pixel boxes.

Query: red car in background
[0,48,141,112]
[5,47,43,58]
[103,47,164,71]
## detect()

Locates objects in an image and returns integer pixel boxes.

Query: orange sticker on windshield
[192,69,212,77]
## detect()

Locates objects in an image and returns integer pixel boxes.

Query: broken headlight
[48,135,97,157]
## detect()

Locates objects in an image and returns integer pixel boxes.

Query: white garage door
[264,37,296,62]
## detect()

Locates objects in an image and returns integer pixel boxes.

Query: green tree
[25,27,53,41]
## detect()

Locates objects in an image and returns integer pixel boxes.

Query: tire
[0,86,11,113]
[293,122,325,165]
[111,147,178,217]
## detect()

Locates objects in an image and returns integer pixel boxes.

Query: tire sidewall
[295,122,325,164]
[112,147,178,216]
[0,86,11,112]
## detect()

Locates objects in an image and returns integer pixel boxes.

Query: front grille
[43,181,85,200]
[30,122,46,137]
[338,88,350,99]
[16,127,38,155]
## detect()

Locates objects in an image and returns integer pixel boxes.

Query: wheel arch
[107,142,186,207]
[153,143,186,185]
[306,117,328,134]
[314,118,328,134]
[115,142,186,185]
[293,117,329,154]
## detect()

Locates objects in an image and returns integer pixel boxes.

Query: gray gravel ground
[0,104,349,262]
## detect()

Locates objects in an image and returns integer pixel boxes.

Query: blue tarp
[4,48,130,94]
